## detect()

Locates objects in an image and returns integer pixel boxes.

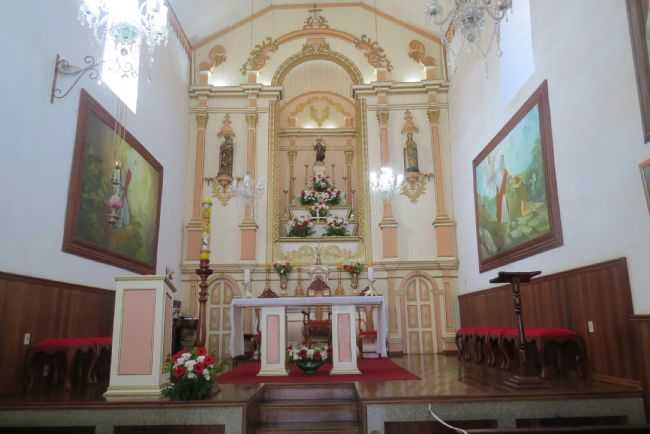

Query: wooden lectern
[490,271,549,389]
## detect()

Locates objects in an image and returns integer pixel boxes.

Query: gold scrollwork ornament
[400,172,434,204]
[211,180,234,207]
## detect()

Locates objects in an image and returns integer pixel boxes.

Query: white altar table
[230,296,387,376]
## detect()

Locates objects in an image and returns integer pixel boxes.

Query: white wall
[0,0,190,290]
[449,0,650,313]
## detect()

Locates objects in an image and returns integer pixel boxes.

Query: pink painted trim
[337,313,352,362]
[162,294,173,373]
[266,314,280,364]
[119,289,156,375]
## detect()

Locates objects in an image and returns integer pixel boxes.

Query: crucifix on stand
[490,271,548,389]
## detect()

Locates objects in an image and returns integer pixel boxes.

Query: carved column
[288,139,298,204]
[377,108,398,259]
[186,112,209,261]
[428,109,457,257]
[240,111,259,261]
[344,141,354,205]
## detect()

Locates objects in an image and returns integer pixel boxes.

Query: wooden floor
[357,354,643,402]
[0,354,642,409]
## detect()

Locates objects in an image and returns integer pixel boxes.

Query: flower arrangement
[312,174,331,192]
[322,188,342,206]
[325,216,347,236]
[288,216,315,237]
[300,189,319,206]
[310,202,329,218]
[342,262,364,274]
[162,347,227,401]
[273,261,292,276]
[288,343,329,374]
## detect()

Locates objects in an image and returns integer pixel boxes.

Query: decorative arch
[397,271,442,295]
[241,28,392,77]
[271,47,364,87]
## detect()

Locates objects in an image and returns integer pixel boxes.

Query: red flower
[298,349,307,359]
[195,347,208,356]
[174,366,186,378]
[204,356,216,366]
[313,351,322,361]
[193,362,206,374]
[172,351,183,361]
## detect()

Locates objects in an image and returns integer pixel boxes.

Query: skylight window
[101,36,140,113]
[499,0,535,106]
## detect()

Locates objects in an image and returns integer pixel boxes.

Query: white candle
[368,266,374,282]
[244,269,251,284]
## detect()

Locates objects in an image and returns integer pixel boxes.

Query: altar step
[252,384,361,434]
[255,422,361,434]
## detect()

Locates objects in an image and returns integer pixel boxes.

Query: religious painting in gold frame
[62,90,163,274]
[472,81,563,273]
[641,159,650,214]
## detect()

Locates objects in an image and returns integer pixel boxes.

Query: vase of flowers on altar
[163,347,227,401]
[322,188,342,206]
[310,202,329,218]
[288,343,329,375]
[312,174,331,192]
[300,189,319,206]
[342,262,364,289]
[273,261,292,290]
[288,216,315,237]
[325,216,348,237]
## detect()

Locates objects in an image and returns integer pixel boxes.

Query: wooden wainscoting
[458,258,639,385]
[114,426,225,434]
[0,272,115,395]
[632,315,650,422]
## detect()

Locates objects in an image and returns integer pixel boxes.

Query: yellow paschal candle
[200,196,213,261]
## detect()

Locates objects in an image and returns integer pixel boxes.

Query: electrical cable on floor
[428,404,469,434]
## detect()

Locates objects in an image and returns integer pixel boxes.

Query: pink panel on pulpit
[266,315,280,364]
[337,313,352,362]
[119,289,155,375]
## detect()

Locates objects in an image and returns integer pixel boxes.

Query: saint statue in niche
[402,110,419,173]
[314,137,326,163]
[217,114,235,181]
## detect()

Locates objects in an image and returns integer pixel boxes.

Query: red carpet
[217,358,419,384]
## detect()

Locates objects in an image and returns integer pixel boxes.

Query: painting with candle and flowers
[62,90,162,274]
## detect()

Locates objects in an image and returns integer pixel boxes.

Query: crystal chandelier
[369,167,404,201]
[426,0,512,63]
[233,174,265,205]
[78,0,169,75]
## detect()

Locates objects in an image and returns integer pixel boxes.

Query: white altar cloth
[230,296,388,358]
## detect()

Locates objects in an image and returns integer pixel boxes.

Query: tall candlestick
[196,195,214,347]
[368,266,375,282]
[244,269,251,284]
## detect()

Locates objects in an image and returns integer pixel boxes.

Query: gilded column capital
[246,112,259,127]
[427,109,441,125]
[196,112,209,130]
[376,110,390,126]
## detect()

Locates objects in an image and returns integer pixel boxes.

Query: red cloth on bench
[36,337,112,349]
[457,327,578,338]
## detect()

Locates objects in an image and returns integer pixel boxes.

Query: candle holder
[295,267,305,296]
[259,266,279,298]
[335,267,345,295]
[195,259,213,347]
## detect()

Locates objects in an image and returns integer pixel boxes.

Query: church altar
[230,296,387,376]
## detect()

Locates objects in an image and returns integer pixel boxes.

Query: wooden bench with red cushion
[456,327,587,379]
[25,336,112,391]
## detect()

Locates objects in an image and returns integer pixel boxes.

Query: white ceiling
[168,0,436,46]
